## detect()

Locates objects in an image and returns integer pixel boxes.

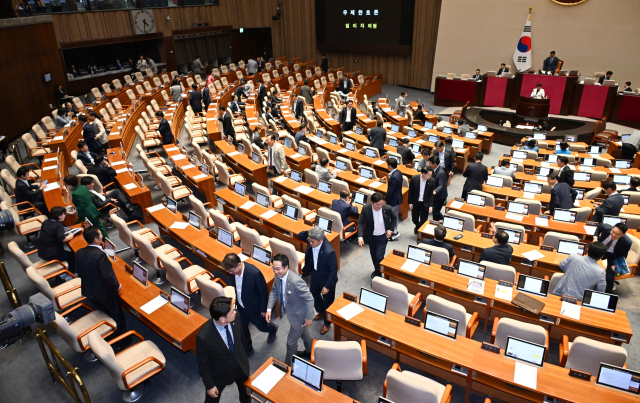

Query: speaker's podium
[516,96,550,119]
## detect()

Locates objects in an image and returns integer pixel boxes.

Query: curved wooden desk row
[40,152,77,227]
[328,294,636,403]
[497,155,640,176]
[164,144,217,207]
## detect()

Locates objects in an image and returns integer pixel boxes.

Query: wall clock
[130,10,156,35]
[551,0,589,5]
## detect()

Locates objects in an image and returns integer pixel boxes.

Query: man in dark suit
[432,140,456,178]
[472,69,482,81]
[556,156,574,187]
[219,105,235,143]
[408,167,434,234]
[479,229,513,265]
[76,140,97,167]
[257,81,267,107]
[37,206,78,274]
[81,176,132,221]
[221,253,278,354]
[421,224,455,262]
[196,297,250,403]
[624,82,633,92]
[462,152,488,200]
[598,71,613,85]
[497,63,509,76]
[15,167,47,214]
[543,51,559,73]
[357,192,397,278]
[320,55,329,72]
[79,114,102,154]
[155,111,175,144]
[396,138,415,165]
[430,156,448,221]
[595,222,632,293]
[190,84,203,114]
[87,155,117,187]
[592,179,625,223]
[64,101,77,117]
[337,76,352,96]
[339,100,357,134]
[230,95,242,115]
[292,93,304,119]
[546,173,577,215]
[413,104,427,126]
[331,190,358,233]
[628,176,640,191]
[258,57,266,72]
[294,129,308,147]
[368,119,387,156]
[300,227,338,335]
[202,85,211,112]
[75,227,127,343]
[385,159,404,240]
[233,81,247,106]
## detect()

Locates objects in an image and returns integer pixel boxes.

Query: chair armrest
[361,340,367,376]
[302,209,317,220]
[187,270,211,293]
[44,268,76,280]
[36,259,68,271]
[490,317,500,344]
[98,202,118,211]
[225,214,235,223]
[146,236,165,245]
[439,385,453,403]
[12,201,40,215]
[615,263,638,280]
[449,255,457,266]
[538,238,543,246]
[212,277,228,287]
[127,220,147,230]
[342,222,357,238]
[466,312,479,339]
[161,247,183,257]
[422,306,427,323]
[109,330,144,346]
[523,233,528,244]
[55,285,84,310]
[559,334,569,367]
[383,363,402,397]
[26,249,38,255]
[103,182,116,191]
[61,302,93,318]
[408,292,422,317]
[77,320,117,351]
[310,339,318,364]
[174,256,193,266]
[474,224,482,233]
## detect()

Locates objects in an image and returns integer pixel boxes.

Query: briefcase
[511,292,545,315]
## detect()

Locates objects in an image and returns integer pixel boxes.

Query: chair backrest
[110,214,136,250]
[426,295,469,337]
[584,187,602,200]
[620,213,640,231]
[5,155,21,176]
[317,207,346,240]
[312,340,363,381]
[446,73,456,79]
[372,277,410,316]
[87,331,128,390]
[479,260,516,283]
[188,195,211,228]
[281,194,304,219]
[159,253,192,295]
[42,116,56,131]
[112,79,122,89]
[131,232,161,270]
[513,198,542,215]
[221,77,229,86]
[269,237,302,273]
[126,89,136,101]
[196,276,235,310]
[469,190,495,207]
[445,210,475,232]
[328,178,349,195]
[494,317,547,349]
[214,160,232,186]
[304,168,319,188]
[386,367,444,403]
[75,160,88,174]
[209,208,236,235]
[621,191,640,204]
[8,241,34,270]
[565,336,627,376]
[541,231,579,250]
[235,224,265,253]
[495,222,526,241]
[283,66,290,75]
[492,174,513,187]
[296,73,303,82]
[416,243,450,265]
[626,234,640,266]
[0,169,16,193]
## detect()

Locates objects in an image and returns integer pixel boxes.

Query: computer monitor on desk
[581,157,596,167]
[336,159,347,171]
[443,126,453,134]
[165,197,177,213]
[388,154,401,165]
[505,336,546,367]
[425,121,434,129]
[523,182,543,194]
[557,240,586,256]
[256,192,269,208]
[536,167,551,177]
[603,215,626,227]
[486,176,504,188]
[424,311,458,340]
[291,356,324,392]
[467,193,486,207]
[410,143,422,155]
[132,261,148,286]
[359,166,374,180]
[104,238,117,261]
[496,226,522,245]
[318,180,331,194]
[234,182,246,197]
[573,172,591,182]
[251,152,262,164]
[170,287,190,315]
[353,191,368,206]
[545,154,558,163]
[345,141,356,152]
[290,170,303,183]
[407,129,416,138]
[252,245,272,266]
[329,135,338,145]
[315,215,332,233]
[451,139,464,149]
[507,201,529,216]
[359,288,388,314]
[282,203,299,221]
[596,364,640,394]
[553,209,576,223]
[443,214,465,232]
[533,132,546,140]
[388,138,398,148]
[512,150,528,160]
[516,274,549,297]
[407,245,431,265]
[428,134,438,143]
[284,138,293,148]
[457,259,486,280]
[188,211,201,229]
[614,175,631,186]
[615,160,632,169]
[590,146,602,154]
[583,289,618,313]
[391,124,400,133]
[365,148,377,158]
[477,125,487,132]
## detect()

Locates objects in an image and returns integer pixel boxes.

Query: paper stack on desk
[535,217,548,227]
[521,250,545,261]
[140,296,168,315]
[505,213,524,222]
[43,182,60,192]
[369,181,383,188]
[355,177,368,184]
[170,222,189,230]
[337,302,365,321]
[450,201,464,209]
[124,183,137,190]
[273,176,287,183]
[251,365,286,394]
[290,153,302,159]
[560,301,581,320]
[294,185,314,194]
[400,259,421,273]
[513,362,537,389]
[583,225,596,236]
[260,210,278,220]
[240,201,256,210]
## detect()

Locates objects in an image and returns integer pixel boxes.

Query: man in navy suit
[331,190,358,234]
[385,158,404,240]
[230,95,242,115]
[430,156,448,221]
[222,253,278,355]
[595,223,632,293]
[546,172,577,215]
[420,224,455,262]
[202,85,211,112]
[300,227,338,335]
[76,140,97,167]
[592,180,625,223]
[292,93,304,119]
[79,114,102,154]
[479,228,513,265]
[189,83,203,114]
[542,51,559,73]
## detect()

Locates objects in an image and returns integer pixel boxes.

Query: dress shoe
[267,324,278,343]
[320,324,331,335]
[297,350,312,359]
[414,227,418,234]
[314,313,324,321]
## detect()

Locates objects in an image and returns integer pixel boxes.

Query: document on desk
[173,154,187,160]
[577,166,591,172]
[273,176,288,183]
[170,221,189,230]
[44,157,57,162]
[147,204,165,213]
[294,185,314,195]
[521,250,545,261]
[373,160,385,165]
[140,296,169,315]
[240,201,256,210]
[536,175,548,181]
[513,362,537,389]
[535,217,548,227]
[316,139,328,145]
[369,181,383,188]
[609,167,622,174]
[181,164,196,170]
[467,279,485,294]
[289,153,302,159]
[123,183,137,190]
[511,158,524,164]
[238,253,248,262]
[338,148,349,154]
[260,210,278,220]
[111,161,126,166]
[115,168,129,174]
[193,174,207,180]
[227,151,240,157]
[251,364,286,394]
[166,147,179,152]
[589,154,600,159]
[43,165,58,171]
[337,302,365,321]
[53,136,64,141]
[424,224,436,235]
[43,182,61,192]
[560,301,581,320]
[416,139,425,144]
[568,165,576,170]
[521,192,536,200]
[505,213,524,222]
[540,162,551,168]
[450,201,464,209]
[355,177,368,184]
[495,284,513,301]
[583,225,596,236]
[400,259,421,273]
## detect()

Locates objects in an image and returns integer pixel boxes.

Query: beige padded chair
[158,253,212,297]
[281,194,317,224]
[491,174,513,188]
[445,210,479,232]
[495,222,527,243]
[491,317,549,360]
[424,294,479,338]
[131,232,182,284]
[480,261,516,283]
[1,169,16,194]
[585,170,608,182]
[110,214,158,262]
[559,336,627,376]
[22,133,51,158]
[8,241,68,278]
[6,155,39,179]
[446,73,455,79]
[540,231,579,250]
[549,272,564,295]
[215,160,245,188]
[124,75,134,85]
[88,330,166,402]
[384,363,452,403]
[235,224,270,254]
[25,266,84,311]
[268,237,305,274]
[51,305,116,354]
[415,243,452,266]
[196,276,236,310]
[372,277,421,317]
[513,198,542,215]
[317,207,357,241]
[311,340,367,392]
[188,195,214,228]
[158,170,192,202]
[252,183,283,209]
[622,191,640,204]
[112,79,122,90]
[1,201,47,247]
[584,187,602,200]
[620,213,640,230]
[209,209,242,243]
[75,159,88,174]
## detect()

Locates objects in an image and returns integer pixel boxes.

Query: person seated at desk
[368,119,387,157]
[230,95,242,116]
[55,107,72,129]
[472,69,482,81]
[555,142,572,155]
[531,83,546,99]
[77,140,97,167]
[413,104,427,126]
[64,174,108,239]
[81,176,134,224]
[436,117,452,131]
[54,85,73,106]
[155,111,175,145]
[592,180,625,223]
[263,106,280,128]
[627,176,640,191]
[332,190,358,235]
[462,152,488,200]
[456,119,471,135]
[15,167,48,214]
[37,206,79,275]
[252,125,266,150]
[189,84,203,115]
[546,172,577,215]
[420,224,455,261]
[87,155,117,187]
[69,65,79,77]
[493,158,516,180]
[523,139,539,153]
[556,156,574,186]
[315,158,336,182]
[64,101,77,118]
[397,137,415,165]
[598,71,613,85]
[497,63,509,76]
[595,223,632,293]
[294,129,309,147]
[542,51,559,73]
[553,241,607,300]
[624,81,633,92]
[409,166,434,234]
[479,226,513,265]
[337,76,352,98]
[269,89,283,105]
[265,96,282,120]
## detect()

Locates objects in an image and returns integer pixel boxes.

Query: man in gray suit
[193,56,204,76]
[247,59,258,75]
[265,254,315,365]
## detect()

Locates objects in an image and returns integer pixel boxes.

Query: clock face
[131,10,156,35]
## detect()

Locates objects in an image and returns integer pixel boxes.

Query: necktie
[605,238,614,251]
[224,325,234,353]
[280,278,286,317]
[269,147,273,168]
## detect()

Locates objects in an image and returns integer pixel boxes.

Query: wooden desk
[214,140,268,188]
[505,169,602,190]
[271,175,363,216]
[164,145,218,207]
[378,99,409,132]
[40,152,77,227]
[313,90,341,135]
[105,148,154,222]
[214,188,342,269]
[336,171,409,221]
[509,145,615,161]
[245,357,359,403]
[282,144,312,173]
[481,184,551,204]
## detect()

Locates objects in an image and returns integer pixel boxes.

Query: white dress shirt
[89,189,105,202]
[213,320,234,347]
[235,264,245,308]
[418,176,427,202]
[345,108,352,123]
[372,206,385,236]
[531,88,546,99]
[438,150,445,168]
[267,270,289,313]
[312,241,322,270]
[602,235,618,253]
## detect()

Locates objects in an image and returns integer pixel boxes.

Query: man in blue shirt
[331,190,358,234]
[555,142,572,155]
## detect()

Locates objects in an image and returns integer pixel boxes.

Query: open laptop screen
[424,311,458,340]
[574,172,591,182]
[557,240,586,256]
[165,197,177,213]
[466,194,486,207]
[507,201,529,216]
[290,170,303,183]
[318,180,331,194]
[443,126,453,134]
[477,125,487,132]
[452,139,464,149]
[615,160,632,169]
[132,262,148,286]
[256,192,269,208]
[359,167,374,179]
[359,288,388,314]
[457,259,485,280]
[603,215,626,227]
[596,364,640,394]
[283,203,299,220]
[252,245,272,266]
[104,238,116,261]
[353,191,368,205]
[505,336,546,367]
[315,215,332,233]
[583,289,617,313]
[365,148,377,158]
[486,176,504,188]
[291,356,324,392]
[512,150,528,160]
[523,182,543,194]
[170,287,190,315]
[553,209,576,223]
[516,274,549,297]
[428,134,438,143]
[234,182,246,197]
[443,215,464,232]
[188,211,201,229]
[407,245,431,265]
[496,227,522,245]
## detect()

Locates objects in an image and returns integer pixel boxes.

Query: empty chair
[112,79,122,90]
[424,294,479,338]
[88,330,166,402]
[281,194,317,223]
[304,168,319,189]
[559,336,627,376]
[622,190,640,204]
[235,224,270,254]
[541,231,579,250]
[446,73,456,79]
[209,209,242,242]
[384,363,452,403]
[110,214,158,262]
[620,213,640,230]
[196,276,236,310]
[445,210,479,232]
[584,187,602,200]
[583,170,606,182]
[214,160,245,188]
[1,201,47,247]
[51,305,116,355]
[469,190,495,207]
[188,195,214,228]
[158,253,212,297]
[479,261,516,283]
[8,241,69,278]
[372,277,421,317]
[268,237,306,274]
[252,183,283,209]
[317,207,357,241]
[25,266,84,311]
[131,232,182,284]
[513,198,541,215]
[158,172,192,202]
[311,340,366,392]
[22,133,51,159]
[416,243,453,266]
[491,174,513,187]
[6,155,39,179]
[491,317,548,360]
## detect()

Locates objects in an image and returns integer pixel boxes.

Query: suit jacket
[72,185,101,223]
[189,90,203,113]
[413,110,426,126]
[598,75,607,85]
[230,101,241,114]
[339,107,357,129]
[432,166,448,201]
[247,60,258,75]
[76,246,120,309]
[357,203,397,243]
[202,87,211,110]
[315,165,333,182]
[267,270,315,326]
[462,162,489,195]
[498,67,510,75]
[83,123,102,154]
[301,238,338,290]
[230,263,269,316]
[170,85,182,102]
[87,164,117,187]
[543,56,559,72]
[396,145,415,165]
[596,224,632,262]
[77,150,97,167]
[557,165,575,187]
[593,193,625,223]
[299,86,313,106]
[234,86,246,101]
[294,131,308,147]
[432,148,456,175]
[37,219,67,261]
[331,199,358,228]
[258,60,266,71]
[549,182,577,214]
[258,84,267,104]
[192,59,204,76]
[385,169,404,206]
[472,74,482,81]
[89,190,111,210]
[320,57,329,72]
[338,78,352,94]
[268,142,287,175]
[157,118,174,145]
[479,244,513,266]
[408,175,435,208]
[368,127,387,152]
[221,112,235,138]
[196,319,249,391]
[293,98,304,118]
[420,238,455,261]
[15,179,42,206]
